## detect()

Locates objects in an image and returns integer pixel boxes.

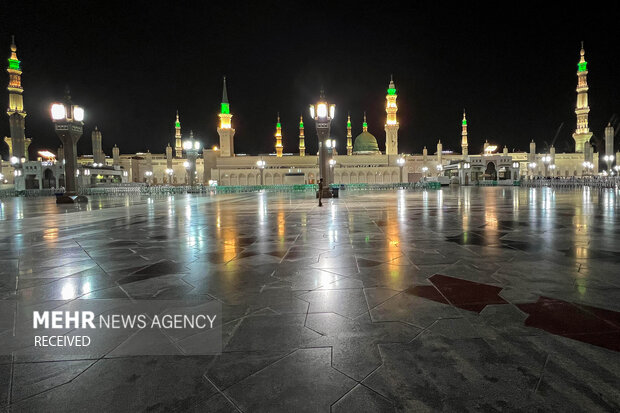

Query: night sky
[0,2,618,159]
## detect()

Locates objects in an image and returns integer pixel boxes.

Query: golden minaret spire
[384,74,399,155]
[461,109,468,158]
[572,41,593,153]
[346,112,353,156]
[217,76,236,157]
[298,114,305,156]
[174,110,182,157]
[6,35,27,160]
[363,111,368,132]
[275,112,283,157]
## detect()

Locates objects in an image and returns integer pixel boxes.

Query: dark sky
[0,2,619,159]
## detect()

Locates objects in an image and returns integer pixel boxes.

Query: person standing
[318,178,324,207]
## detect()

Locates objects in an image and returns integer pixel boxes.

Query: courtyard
[0,187,619,412]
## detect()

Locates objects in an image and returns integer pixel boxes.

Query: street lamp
[183,133,201,186]
[50,90,87,203]
[396,157,405,183]
[145,170,153,184]
[310,90,336,198]
[582,161,593,176]
[436,164,443,176]
[421,166,428,179]
[256,159,266,185]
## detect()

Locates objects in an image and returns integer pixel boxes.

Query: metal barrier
[0,181,445,198]
[521,177,620,189]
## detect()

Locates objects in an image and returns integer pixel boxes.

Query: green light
[299,122,304,128]
[175,121,180,128]
[8,59,20,70]
[221,102,230,114]
[276,122,281,128]
[387,88,396,95]
[462,119,467,126]
[363,121,367,128]
[578,61,587,72]
[347,121,351,128]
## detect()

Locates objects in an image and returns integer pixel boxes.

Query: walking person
[318,178,323,207]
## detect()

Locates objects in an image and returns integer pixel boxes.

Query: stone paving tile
[332,384,395,412]
[305,312,421,380]
[7,357,217,412]
[224,348,356,413]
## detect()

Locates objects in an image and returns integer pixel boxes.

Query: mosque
[2,39,615,191]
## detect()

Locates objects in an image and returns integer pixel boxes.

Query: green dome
[353,131,380,153]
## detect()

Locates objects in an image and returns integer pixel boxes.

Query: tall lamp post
[50,92,87,203]
[256,159,266,185]
[310,90,335,198]
[183,136,201,186]
[542,155,551,177]
[397,157,405,183]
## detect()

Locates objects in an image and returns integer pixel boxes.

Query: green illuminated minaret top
[221,76,230,114]
[578,41,587,72]
[363,112,368,131]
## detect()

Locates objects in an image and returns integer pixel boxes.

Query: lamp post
[436,164,443,177]
[183,135,201,186]
[421,166,428,180]
[396,157,405,183]
[165,168,173,184]
[145,170,153,185]
[50,91,87,203]
[310,90,335,198]
[256,159,266,185]
[613,165,620,176]
[582,161,593,176]
[542,155,551,177]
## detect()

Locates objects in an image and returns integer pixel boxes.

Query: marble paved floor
[1,187,620,412]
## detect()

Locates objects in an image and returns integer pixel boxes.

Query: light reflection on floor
[0,187,619,411]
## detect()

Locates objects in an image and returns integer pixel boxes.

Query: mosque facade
[2,40,614,190]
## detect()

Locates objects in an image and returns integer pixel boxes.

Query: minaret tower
[174,110,182,157]
[298,115,305,156]
[6,35,27,160]
[275,113,283,157]
[384,75,399,155]
[346,113,353,155]
[91,126,105,164]
[572,41,593,153]
[363,112,368,132]
[217,76,235,157]
[461,109,468,158]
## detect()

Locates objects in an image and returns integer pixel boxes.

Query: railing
[0,181,444,198]
[521,177,620,188]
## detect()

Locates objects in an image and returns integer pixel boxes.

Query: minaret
[363,111,368,132]
[91,126,104,164]
[346,113,353,155]
[384,75,399,155]
[572,41,593,153]
[275,113,283,157]
[298,115,305,156]
[461,109,468,158]
[112,144,119,167]
[605,123,614,161]
[174,110,182,157]
[6,35,27,160]
[217,76,235,157]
